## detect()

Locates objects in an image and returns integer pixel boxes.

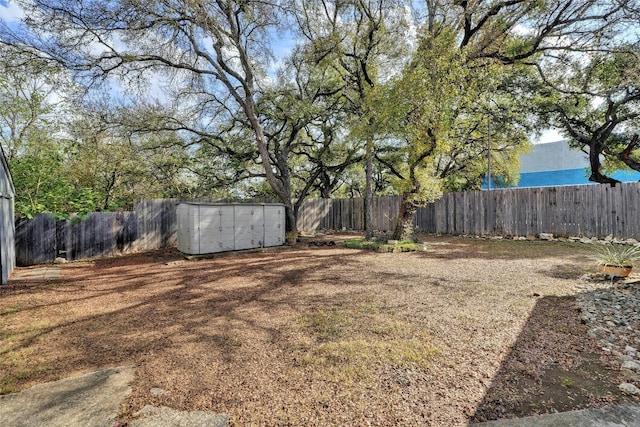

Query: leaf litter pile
[1,236,639,425]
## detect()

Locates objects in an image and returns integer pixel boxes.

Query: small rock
[588,326,612,339]
[150,387,166,396]
[620,368,637,379]
[622,360,640,371]
[619,383,640,395]
[626,345,637,354]
[539,233,554,241]
[54,257,67,264]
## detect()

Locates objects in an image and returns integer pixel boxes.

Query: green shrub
[342,238,422,253]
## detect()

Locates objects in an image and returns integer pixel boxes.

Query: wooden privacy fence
[416,183,640,238]
[15,199,177,266]
[297,183,640,239]
[296,197,402,233]
[13,183,640,266]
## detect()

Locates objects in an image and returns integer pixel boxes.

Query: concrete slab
[471,403,640,427]
[0,366,135,427]
[131,406,229,427]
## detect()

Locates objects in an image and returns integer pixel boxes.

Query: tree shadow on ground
[469,293,638,423]
[0,247,377,391]
[416,236,591,262]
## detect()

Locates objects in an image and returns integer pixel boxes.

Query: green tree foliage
[66,102,196,211]
[0,44,97,217]
[0,45,71,161]
[536,48,640,184]
[10,139,98,218]
[293,0,410,238]
[370,29,533,239]
[2,0,299,225]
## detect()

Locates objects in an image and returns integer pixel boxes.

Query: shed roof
[177,201,284,207]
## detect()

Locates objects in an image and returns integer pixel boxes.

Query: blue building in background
[486,140,640,189]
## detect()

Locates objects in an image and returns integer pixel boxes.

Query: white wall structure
[176,203,285,255]
[1,148,15,285]
[516,140,640,187]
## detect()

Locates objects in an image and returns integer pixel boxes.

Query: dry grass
[0,235,637,425]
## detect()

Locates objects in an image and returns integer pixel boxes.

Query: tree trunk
[364,137,374,240]
[392,197,418,241]
[619,134,640,172]
[285,203,297,234]
[588,140,620,186]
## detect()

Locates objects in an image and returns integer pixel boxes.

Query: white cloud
[0,1,25,22]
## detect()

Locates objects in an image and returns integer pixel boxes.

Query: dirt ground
[1,235,639,426]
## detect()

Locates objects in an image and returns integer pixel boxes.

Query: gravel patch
[576,275,640,392]
[2,236,639,425]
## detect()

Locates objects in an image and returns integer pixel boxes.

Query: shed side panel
[198,205,222,253]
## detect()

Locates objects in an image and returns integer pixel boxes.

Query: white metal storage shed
[177,202,285,255]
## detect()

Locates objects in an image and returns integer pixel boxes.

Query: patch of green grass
[0,303,24,316]
[343,238,383,251]
[558,375,573,388]
[299,309,346,341]
[0,367,42,395]
[342,238,423,253]
[294,301,439,384]
[1,382,16,395]
[0,319,52,394]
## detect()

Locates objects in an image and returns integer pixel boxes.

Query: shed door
[218,206,235,251]
[177,204,199,254]
[197,206,235,253]
[252,206,264,247]
[234,205,263,250]
[197,205,220,253]
[263,206,284,247]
